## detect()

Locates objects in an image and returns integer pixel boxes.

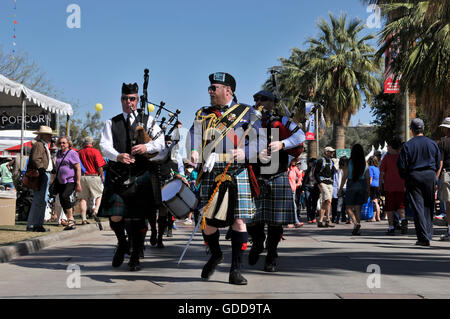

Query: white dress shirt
[100,112,165,162]
[280,116,306,150]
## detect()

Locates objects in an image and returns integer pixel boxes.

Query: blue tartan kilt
[249,172,296,226]
[200,162,256,223]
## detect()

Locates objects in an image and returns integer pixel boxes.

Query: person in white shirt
[98,82,164,271]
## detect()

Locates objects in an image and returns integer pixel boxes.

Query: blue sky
[0,0,382,129]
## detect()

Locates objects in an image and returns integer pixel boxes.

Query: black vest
[111,113,150,171]
[111,113,149,154]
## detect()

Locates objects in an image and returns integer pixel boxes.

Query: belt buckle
[218,153,231,162]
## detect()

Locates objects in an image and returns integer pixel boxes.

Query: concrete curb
[0,221,110,263]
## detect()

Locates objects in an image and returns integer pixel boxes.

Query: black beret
[122,82,139,95]
[209,72,236,92]
[253,90,278,102]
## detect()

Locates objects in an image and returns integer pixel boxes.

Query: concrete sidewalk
[0,219,449,299]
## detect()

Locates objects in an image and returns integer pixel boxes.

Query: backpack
[315,157,335,182]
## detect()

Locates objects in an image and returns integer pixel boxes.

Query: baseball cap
[410,118,424,132]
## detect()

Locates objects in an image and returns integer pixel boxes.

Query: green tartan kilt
[98,170,161,218]
[248,171,296,226]
[200,162,256,223]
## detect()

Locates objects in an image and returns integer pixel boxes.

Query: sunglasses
[121,96,137,102]
[208,85,225,92]
[254,96,269,102]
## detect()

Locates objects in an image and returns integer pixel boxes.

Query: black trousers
[305,185,320,221]
[406,170,436,242]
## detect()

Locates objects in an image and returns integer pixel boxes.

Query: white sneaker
[184,219,193,225]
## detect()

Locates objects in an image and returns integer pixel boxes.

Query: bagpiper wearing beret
[247,89,305,272]
[98,81,165,271]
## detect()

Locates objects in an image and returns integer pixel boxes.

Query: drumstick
[177,208,205,266]
[177,106,263,266]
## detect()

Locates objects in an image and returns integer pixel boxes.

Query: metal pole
[66,115,70,137]
[405,86,410,141]
[20,93,25,170]
[315,71,319,156]
[315,107,319,156]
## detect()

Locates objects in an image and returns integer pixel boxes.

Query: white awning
[0,74,73,116]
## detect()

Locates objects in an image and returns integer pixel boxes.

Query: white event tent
[0,74,73,167]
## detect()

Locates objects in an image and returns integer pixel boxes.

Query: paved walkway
[0,219,449,299]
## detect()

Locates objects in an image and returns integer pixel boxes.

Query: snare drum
[161,179,199,219]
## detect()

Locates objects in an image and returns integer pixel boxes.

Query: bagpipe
[106,69,182,197]
[266,68,304,158]
[132,68,181,160]
[265,113,304,158]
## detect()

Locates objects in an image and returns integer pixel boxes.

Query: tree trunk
[333,122,346,150]
[308,140,317,159]
[395,90,416,142]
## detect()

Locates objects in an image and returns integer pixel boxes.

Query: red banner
[384,75,400,94]
[384,34,401,94]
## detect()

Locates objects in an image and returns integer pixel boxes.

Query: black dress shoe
[229,270,248,285]
[128,259,141,271]
[264,259,278,272]
[157,239,165,249]
[248,243,264,266]
[352,224,361,236]
[386,228,395,235]
[264,253,278,272]
[34,226,50,232]
[400,220,408,234]
[150,232,157,246]
[112,243,128,268]
[167,228,173,237]
[225,227,233,240]
[201,253,223,280]
[415,240,430,247]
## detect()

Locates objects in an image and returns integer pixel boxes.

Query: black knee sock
[148,212,157,233]
[109,218,127,246]
[247,224,265,249]
[126,219,146,261]
[158,217,167,241]
[167,214,174,230]
[266,225,283,260]
[202,230,222,257]
[230,230,248,272]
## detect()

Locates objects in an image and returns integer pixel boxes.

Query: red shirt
[78,145,106,175]
[380,153,405,192]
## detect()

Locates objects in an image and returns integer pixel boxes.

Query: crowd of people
[11,70,450,286]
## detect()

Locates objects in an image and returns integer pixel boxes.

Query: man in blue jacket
[397,118,441,246]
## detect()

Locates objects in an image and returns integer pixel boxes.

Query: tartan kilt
[249,171,296,226]
[200,162,256,223]
[98,170,161,218]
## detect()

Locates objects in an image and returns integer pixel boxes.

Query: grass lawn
[0,216,106,246]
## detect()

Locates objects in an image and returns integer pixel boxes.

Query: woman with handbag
[26,126,56,232]
[51,136,82,230]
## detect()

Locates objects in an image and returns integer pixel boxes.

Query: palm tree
[305,13,381,149]
[364,0,450,137]
[263,13,381,153]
